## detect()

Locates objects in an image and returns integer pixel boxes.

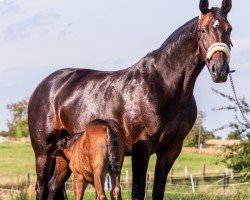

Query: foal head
[198,0,232,83]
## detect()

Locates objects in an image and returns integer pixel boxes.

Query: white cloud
[0,0,20,16]
[4,11,60,40]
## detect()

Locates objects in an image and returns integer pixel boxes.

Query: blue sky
[0,0,249,138]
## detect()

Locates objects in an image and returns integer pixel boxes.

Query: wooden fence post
[190,174,195,194]
[169,169,173,184]
[27,173,30,186]
[202,164,206,181]
[223,173,227,189]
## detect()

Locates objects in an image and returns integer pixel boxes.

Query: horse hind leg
[48,156,71,200]
[30,127,67,200]
[110,172,122,200]
[34,148,55,200]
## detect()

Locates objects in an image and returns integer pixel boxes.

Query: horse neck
[152,18,205,102]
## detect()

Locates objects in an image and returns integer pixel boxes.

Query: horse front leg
[131,140,152,200]
[152,141,183,200]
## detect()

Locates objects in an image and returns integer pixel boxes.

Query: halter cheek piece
[198,16,231,65]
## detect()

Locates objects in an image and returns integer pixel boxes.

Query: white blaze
[213,20,220,28]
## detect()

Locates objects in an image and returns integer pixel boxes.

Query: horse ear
[221,0,232,14]
[199,0,209,14]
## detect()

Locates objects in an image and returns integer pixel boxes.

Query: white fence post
[125,170,129,184]
[185,166,188,179]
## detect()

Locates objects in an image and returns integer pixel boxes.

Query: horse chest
[151,103,197,152]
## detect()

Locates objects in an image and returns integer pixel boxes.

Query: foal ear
[52,149,63,157]
[199,0,209,14]
[221,0,232,14]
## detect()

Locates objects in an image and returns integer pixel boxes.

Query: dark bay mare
[28,0,233,199]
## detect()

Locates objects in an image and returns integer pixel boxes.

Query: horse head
[198,0,232,83]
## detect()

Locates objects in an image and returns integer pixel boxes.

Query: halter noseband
[198,16,231,65]
[206,42,230,64]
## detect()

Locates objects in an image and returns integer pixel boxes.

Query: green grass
[121,149,224,176]
[0,142,225,178]
[0,142,249,199]
[0,142,35,177]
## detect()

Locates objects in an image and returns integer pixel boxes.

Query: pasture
[0,142,224,178]
[1,141,249,199]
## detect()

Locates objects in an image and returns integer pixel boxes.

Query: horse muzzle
[209,62,229,83]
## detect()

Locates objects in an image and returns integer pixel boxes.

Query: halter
[197,15,231,65]
[206,42,230,64]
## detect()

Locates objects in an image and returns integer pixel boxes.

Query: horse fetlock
[96,194,107,200]
[111,186,122,200]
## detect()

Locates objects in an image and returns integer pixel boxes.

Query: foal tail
[107,126,120,174]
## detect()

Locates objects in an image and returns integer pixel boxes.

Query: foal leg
[152,142,183,200]
[73,173,88,200]
[110,172,122,200]
[93,171,107,200]
[131,141,151,200]
[48,156,71,200]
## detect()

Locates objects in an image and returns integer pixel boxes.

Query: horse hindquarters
[89,142,108,200]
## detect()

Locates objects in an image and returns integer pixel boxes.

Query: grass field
[0,142,225,177]
[0,142,249,200]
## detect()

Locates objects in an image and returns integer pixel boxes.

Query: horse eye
[200,27,208,33]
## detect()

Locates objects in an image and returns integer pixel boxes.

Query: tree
[222,142,250,181]
[184,111,215,147]
[212,88,250,140]
[227,130,241,140]
[213,88,250,180]
[6,98,29,138]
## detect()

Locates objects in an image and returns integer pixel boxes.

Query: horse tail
[107,126,120,174]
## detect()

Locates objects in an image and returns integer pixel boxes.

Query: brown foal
[49,119,125,200]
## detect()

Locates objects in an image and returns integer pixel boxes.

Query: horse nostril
[221,64,230,76]
[211,64,216,74]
